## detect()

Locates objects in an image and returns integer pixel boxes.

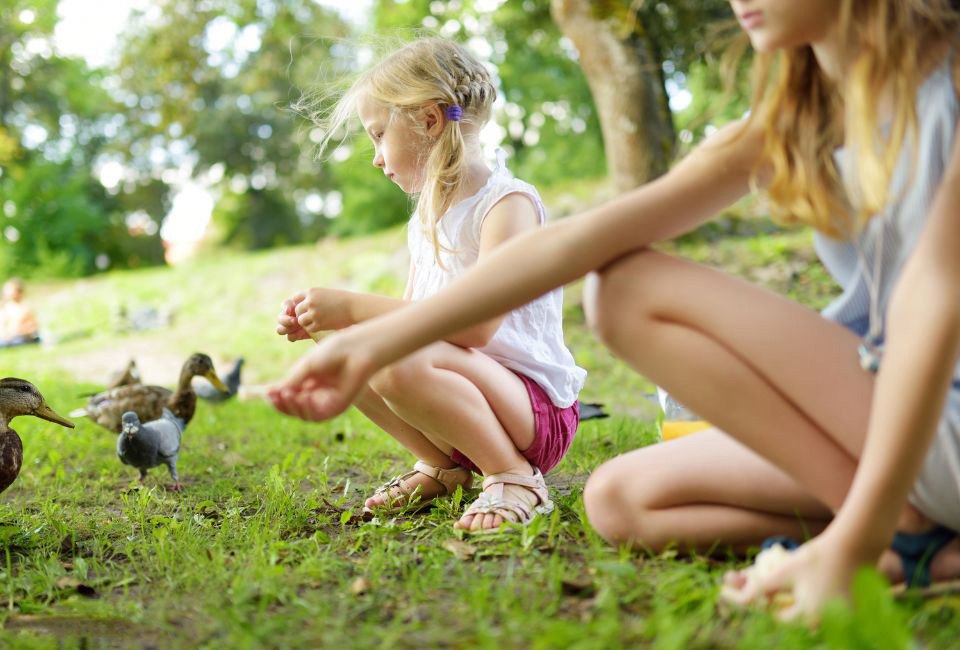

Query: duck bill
[34,404,76,429]
[204,371,230,393]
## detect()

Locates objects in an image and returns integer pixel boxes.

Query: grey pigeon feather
[117,408,185,489]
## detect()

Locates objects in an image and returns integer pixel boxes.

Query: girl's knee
[584,456,672,551]
[583,249,665,347]
[368,352,433,399]
[584,461,645,545]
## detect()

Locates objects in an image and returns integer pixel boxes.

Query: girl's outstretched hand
[267,330,374,421]
[276,288,352,342]
[719,531,864,624]
[276,294,311,342]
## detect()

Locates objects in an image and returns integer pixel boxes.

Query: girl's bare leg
[585,429,831,553]
[354,387,466,509]
[367,342,540,530]
[583,249,960,576]
[355,387,454,468]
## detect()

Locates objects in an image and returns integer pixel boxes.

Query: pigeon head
[121,411,140,437]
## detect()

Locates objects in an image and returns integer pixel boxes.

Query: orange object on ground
[660,419,712,440]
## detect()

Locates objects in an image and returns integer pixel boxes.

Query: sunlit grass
[1,217,958,648]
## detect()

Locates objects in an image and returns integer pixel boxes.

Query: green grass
[1,217,959,648]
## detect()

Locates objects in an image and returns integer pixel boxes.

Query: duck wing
[89,385,174,433]
[0,430,23,494]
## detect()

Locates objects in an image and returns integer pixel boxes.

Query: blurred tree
[110,0,353,250]
[0,0,164,277]
[551,0,735,190]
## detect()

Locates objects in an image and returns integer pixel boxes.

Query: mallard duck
[71,353,228,433]
[195,357,243,402]
[117,409,185,490]
[107,359,141,390]
[1,377,75,494]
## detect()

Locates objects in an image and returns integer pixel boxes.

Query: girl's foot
[364,461,472,512]
[454,464,554,532]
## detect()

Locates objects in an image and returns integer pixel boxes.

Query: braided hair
[304,38,497,267]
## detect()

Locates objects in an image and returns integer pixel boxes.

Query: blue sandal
[760,535,801,551]
[891,525,957,588]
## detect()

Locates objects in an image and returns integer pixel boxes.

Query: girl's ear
[422,103,445,137]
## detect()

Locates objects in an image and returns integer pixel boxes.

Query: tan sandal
[458,467,554,533]
[364,461,473,514]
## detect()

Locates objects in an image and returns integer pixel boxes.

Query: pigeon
[194,357,244,402]
[117,408,185,490]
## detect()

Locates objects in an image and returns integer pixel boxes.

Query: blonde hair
[742,0,958,236]
[300,37,496,264]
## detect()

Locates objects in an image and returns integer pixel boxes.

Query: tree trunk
[551,0,674,192]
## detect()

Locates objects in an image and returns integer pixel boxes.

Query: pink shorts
[450,372,579,475]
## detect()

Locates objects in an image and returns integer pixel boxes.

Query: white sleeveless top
[407,152,586,407]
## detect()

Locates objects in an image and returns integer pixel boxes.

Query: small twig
[893,579,960,599]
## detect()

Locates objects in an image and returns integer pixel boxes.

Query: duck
[117,409,185,490]
[194,357,243,402]
[106,359,141,390]
[71,353,228,433]
[1,377,75,495]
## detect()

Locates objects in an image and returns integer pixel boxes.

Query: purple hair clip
[446,105,463,122]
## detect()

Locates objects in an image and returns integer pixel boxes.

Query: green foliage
[328,143,411,237]
[0,158,163,278]
[109,0,354,250]
[210,187,305,250]
[0,0,164,277]
[820,569,913,649]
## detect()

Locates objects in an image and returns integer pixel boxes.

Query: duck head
[184,353,229,393]
[0,377,75,429]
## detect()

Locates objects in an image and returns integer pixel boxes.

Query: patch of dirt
[53,337,189,388]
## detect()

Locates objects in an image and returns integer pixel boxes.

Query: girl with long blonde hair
[276,37,584,532]
[272,1,960,619]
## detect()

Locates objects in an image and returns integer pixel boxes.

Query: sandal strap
[461,467,554,526]
[480,467,549,506]
[891,525,957,588]
[372,468,422,497]
[463,491,535,523]
[412,461,473,495]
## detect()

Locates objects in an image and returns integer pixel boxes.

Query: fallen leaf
[350,577,372,596]
[443,539,478,561]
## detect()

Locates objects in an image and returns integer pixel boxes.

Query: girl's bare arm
[350,120,764,369]
[831,120,960,560]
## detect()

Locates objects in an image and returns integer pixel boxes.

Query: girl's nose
[372,151,384,168]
